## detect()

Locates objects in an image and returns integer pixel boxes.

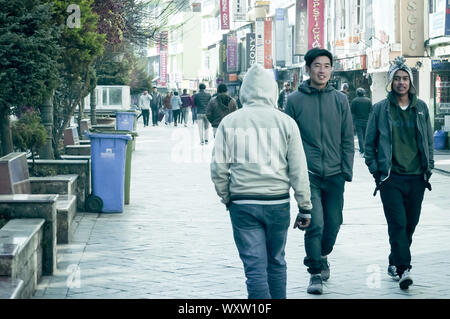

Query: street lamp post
[39,94,54,159]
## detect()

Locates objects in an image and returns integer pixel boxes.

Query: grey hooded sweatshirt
[210,64,312,212]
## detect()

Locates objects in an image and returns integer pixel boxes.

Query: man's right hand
[293,214,311,231]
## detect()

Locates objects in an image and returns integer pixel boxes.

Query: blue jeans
[191,107,198,123]
[229,202,290,299]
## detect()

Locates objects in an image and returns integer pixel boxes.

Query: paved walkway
[33,119,450,299]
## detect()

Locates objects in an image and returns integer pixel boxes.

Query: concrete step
[56,195,77,244]
[0,277,24,299]
[30,174,78,197]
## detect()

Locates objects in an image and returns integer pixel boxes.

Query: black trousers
[141,109,150,126]
[379,174,425,276]
[173,110,181,125]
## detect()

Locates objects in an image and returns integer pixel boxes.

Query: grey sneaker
[399,270,413,290]
[387,265,400,281]
[307,274,323,295]
[321,256,330,281]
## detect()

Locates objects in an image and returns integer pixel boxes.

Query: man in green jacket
[285,48,355,295]
[364,56,434,290]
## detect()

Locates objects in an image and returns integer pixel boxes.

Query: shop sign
[264,17,273,69]
[246,33,256,70]
[432,59,450,71]
[233,0,247,21]
[220,0,230,30]
[158,31,168,87]
[256,18,265,65]
[275,8,286,67]
[307,0,324,49]
[400,0,424,57]
[295,0,308,55]
[227,35,238,73]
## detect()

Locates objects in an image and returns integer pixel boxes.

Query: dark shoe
[321,256,330,281]
[387,265,400,281]
[399,270,413,290]
[205,139,208,144]
[307,274,323,295]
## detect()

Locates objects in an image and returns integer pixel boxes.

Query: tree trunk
[39,94,55,159]
[0,106,13,156]
[90,88,97,125]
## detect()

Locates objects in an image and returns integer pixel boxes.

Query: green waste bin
[90,128,138,205]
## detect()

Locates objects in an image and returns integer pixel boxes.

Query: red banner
[307,0,324,49]
[264,17,272,69]
[220,0,230,30]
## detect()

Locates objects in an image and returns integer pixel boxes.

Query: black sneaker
[307,274,323,295]
[321,256,330,281]
[205,139,208,144]
[387,265,400,281]
[399,269,413,290]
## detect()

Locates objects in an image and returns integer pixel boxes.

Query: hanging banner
[307,0,325,49]
[400,0,425,57]
[295,0,308,55]
[159,31,168,87]
[255,18,265,65]
[233,0,247,21]
[227,35,238,73]
[264,17,273,69]
[286,26,293,67]
[275,8,287,67]
[220,0,230,30]
[246,33,256,70]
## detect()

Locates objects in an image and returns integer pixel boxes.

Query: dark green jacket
[364,93,434,188]
[285,81,355,181]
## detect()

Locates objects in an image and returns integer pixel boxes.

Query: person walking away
[139,90,152,127]
[180,89,192,127]
[194,84,212,145]
[350,88,372,156]
[150,87,162,126]
[206,83,238,137]
[210,64,312,299]
[364,56,434,290]
[191,90,198,124]
[277,82,292,111]
[171,91,182,127]
[285,48,355,295]
[163,92,173,125]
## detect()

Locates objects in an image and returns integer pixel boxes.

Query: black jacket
[193,90,212,114]
[351,96,372,122]
[364,93,434,188]
[285,81,355,181]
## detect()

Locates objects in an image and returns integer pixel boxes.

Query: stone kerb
[0,219,45,298]
[28,159,90,212]
[0,194,57,276]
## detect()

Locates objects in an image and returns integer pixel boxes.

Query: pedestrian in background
[364,56,434,290]
[194,83,212,145]
[210,63,312,299]
[181,89,192,127]
[150,87,162,126]
[277,82,292,111]
[139,90,152,127]
[285,48,354,295]
[350,88,372,156]
[163,92,173,125]
[206,83,238,137]
[191,90,198,124]
[171,91,182,127]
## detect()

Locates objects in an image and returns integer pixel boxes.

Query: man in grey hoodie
[211,64,312,299]
[285,48,355,295]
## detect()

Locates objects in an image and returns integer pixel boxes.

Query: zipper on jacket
[319,91,324,178]
[381,104,393,184]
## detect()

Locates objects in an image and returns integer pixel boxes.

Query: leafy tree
[50,0,105,158]
[0,0,61,156]
[11,111,47,171]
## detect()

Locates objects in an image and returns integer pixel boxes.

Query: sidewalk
[32,121,450,299]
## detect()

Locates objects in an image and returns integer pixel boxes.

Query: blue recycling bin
[434,130,447,150]
[116,112,137,131]
[89,132,131,213]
